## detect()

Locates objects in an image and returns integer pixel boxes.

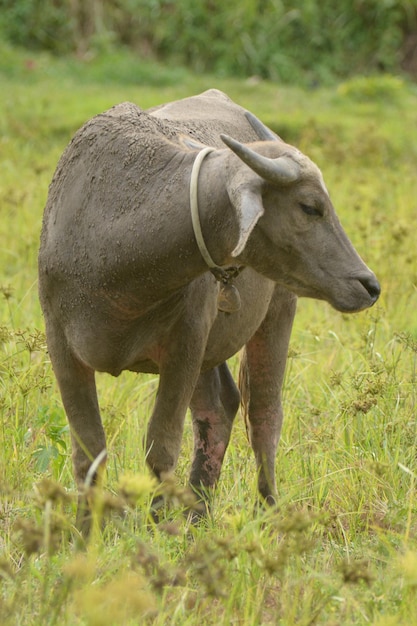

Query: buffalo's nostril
[359,274,381,301]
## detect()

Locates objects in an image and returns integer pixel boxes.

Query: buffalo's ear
[228,180,264,257]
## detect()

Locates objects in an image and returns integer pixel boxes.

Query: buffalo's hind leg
[44,317,106,536]
[189,362,240,516]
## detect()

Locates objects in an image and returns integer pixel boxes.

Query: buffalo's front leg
[145,287,218,486]
[146,357,207,481]
[189,363,240,512]
[241,286,297,504]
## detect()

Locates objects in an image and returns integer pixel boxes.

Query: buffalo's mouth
[283,272,381,313]
[328,274,381,313]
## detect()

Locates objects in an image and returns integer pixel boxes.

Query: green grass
[1,43,417,625]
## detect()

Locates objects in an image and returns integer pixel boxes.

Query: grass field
[1,44,417,625]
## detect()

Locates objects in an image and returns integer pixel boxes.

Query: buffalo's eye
[299,203,323,217]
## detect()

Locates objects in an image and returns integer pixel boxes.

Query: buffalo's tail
[238,348,250,442]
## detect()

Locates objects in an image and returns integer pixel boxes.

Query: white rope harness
[189,146,242,313]
[189,146,217,269]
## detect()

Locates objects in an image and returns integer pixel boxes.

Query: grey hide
[38,89,380,532]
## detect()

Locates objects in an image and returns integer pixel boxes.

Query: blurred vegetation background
[0,0,416,85]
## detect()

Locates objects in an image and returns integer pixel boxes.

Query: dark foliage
[0,0,415,83]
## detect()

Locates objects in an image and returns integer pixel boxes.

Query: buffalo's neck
[192,151,240,269]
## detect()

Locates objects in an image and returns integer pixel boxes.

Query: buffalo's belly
[53,271,275,376]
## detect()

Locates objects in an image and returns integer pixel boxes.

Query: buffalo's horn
[221,133,299,185]
[244,110,282,141]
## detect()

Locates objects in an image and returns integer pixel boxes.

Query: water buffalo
[38,89,380,531]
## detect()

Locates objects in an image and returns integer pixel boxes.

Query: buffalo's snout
[359,273,381,304]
